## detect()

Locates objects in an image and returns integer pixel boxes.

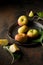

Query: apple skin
[15,34,28,43]
[27,29,39,38]
[18,15,28,26]
[18,25,28,34]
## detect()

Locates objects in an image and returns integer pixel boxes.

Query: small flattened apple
[9,44,20,53]
[29,11,34,17]
[18,25,28,34]
[27,29,39,38]
[15,34,28,43]
[18,15,28,26]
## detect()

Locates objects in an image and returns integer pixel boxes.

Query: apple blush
[15,34,28,43]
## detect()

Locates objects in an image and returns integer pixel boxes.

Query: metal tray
[8,21,43,47]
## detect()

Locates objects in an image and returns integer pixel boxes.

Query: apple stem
[30,30,33,32]
[21,19,23,21]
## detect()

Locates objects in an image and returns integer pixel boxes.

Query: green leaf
[37,12,43,18]
[14,53,21,60]
[33,35,43,43]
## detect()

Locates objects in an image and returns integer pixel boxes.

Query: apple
[18,25,28,34]
[9,44,20,53]
[0,39,8,46]
[29,11,34,17]
[18,15,28,26]
[15,34,28,43]
[27,29,39,38]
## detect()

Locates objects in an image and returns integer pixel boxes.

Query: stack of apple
[15,11,39,44]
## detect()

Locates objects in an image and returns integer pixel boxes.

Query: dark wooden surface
[0,1,43,65]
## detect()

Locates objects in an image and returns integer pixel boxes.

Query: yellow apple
[18,25,28,34]
[15,34,28,43]
[18,15,28,26]
[27,29,39,38]
[0,39,8,46]
[29,11,34,17]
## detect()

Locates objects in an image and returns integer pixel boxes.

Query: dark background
[0,0,43,65]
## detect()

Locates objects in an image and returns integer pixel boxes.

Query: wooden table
[0,1,43,65]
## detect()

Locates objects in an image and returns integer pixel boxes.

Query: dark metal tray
[8,21,43,47]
